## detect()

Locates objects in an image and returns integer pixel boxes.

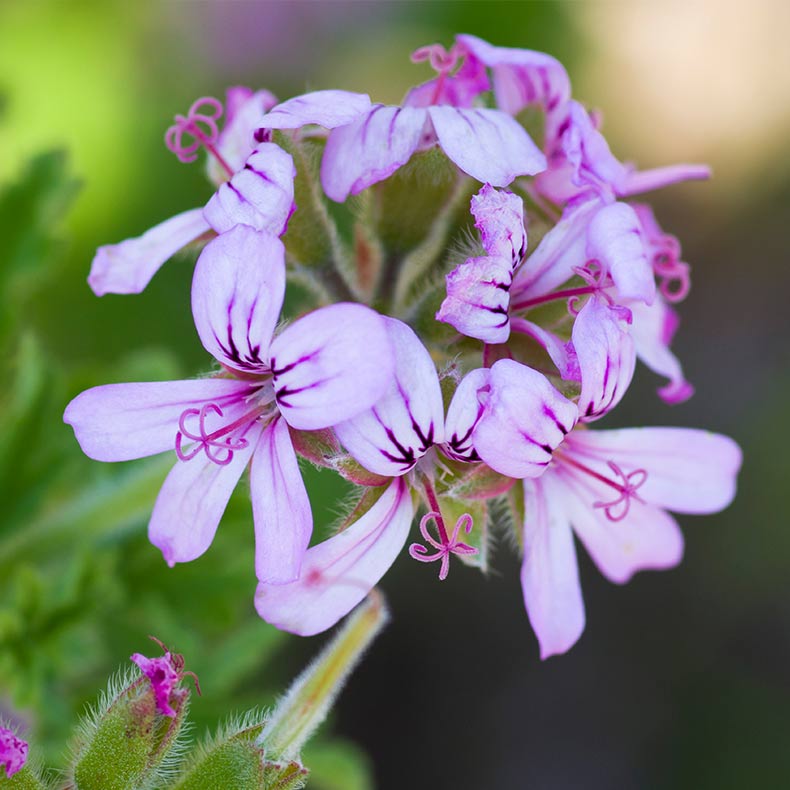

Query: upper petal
[472,359,578,479]
[203,143,296,236]
[429,106,546,185]
[471,183,527,263]
[334,318,443,476]
[63,379,255,462]
[521,474,586,659]
[616,163,711,198]
[270,303,394,431]
[250,416,312,584]
[320,105,426,202]
[88,209,210,296]
[258,90,372,130]
[191,224,286,373]
[255,478,413,636]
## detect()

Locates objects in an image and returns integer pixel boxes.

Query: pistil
[165,97,235,178]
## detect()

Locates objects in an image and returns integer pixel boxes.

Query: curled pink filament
[567,260,615,315]
[593,461,648,521]
[409,511,478,581]
[411,42,462,75]
[175,403,249,466]
[165,96,233,177]
[653,252,691,303]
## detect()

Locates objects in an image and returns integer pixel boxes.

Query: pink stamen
[165,96,234,177]
[175,402,253,466]
[653,252,691,303]
[510,260,615,314]
[409,512,478,581]
[411,42,464,105]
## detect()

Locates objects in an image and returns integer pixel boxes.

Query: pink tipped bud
[0,726,28,779]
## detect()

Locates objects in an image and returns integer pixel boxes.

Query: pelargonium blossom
[66,225,394,583]
[0,726,28,779]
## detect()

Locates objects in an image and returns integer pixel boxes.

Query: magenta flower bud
[0,726,28,779]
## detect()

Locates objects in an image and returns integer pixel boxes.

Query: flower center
[165,96,234,178]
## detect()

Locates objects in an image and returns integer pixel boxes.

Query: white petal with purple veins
[335,318,443,477]
[443,368,490,462]
[428,106,546,185]
[250,417,312,584]
[88,209,210,296]
[191,225,286,374]
[321,105,426,202]
[471,184,527,263]
[271,303,394,431]
[258,90,372,130]
[255,478,413,636]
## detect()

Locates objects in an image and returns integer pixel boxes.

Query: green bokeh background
[1,1,789,788]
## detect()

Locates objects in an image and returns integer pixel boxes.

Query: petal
[429,106,546,185]
[250,417,312,583]
[521,475,586,658]
[573,295,635,420]
[617,163,711,197]
[88,209,210,296]
[191,224,285,373]
[564,427,742,514]
[149,421,261,567]
[472,359,578,478]
[271,303,394,431]
[203,143,296,236]
[334,318,444,476]
[436,255,513,343]
[586,202,656,304]
[558,465,684,584]
[63,379,255,462]
[629,297,694,404]
[471,184,527,263]
[321,105,426,202]
[443,368,491,462]
[255,478,413,636]
[510,317,579,381]
[258,90,372,130]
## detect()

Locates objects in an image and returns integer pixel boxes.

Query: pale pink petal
[271,303,394,431]
[255,478,413,636]
[258,90,372,130]
[521,475,585,658]
[428,106,546,185]
[321,105,426,202]
[510,317,579,381]
[436,255,513,343]
[203,143,296,236]
[573,296,635,420]
[587,201,656,304]
[335,318,443,477]
[250,417,312,584]
[0,726,28,778]
[557,465,684,584]
[191,224,285,373]
[63,379,255,462]
[564,427,742,514]
[471,184,527,263]
[149,420,261,567]
[443,368,490,462]
[617,163,711,197]
[88,209,210,296]
[472,359,577,478]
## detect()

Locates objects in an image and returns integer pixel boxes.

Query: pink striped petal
[191,224,285,373]
[255,478,413,636]
[443,368,490,462]
[258,90,372,130]
[88,209,210,296]
[521,475,585,658]
[250,417,312,584]
[471,184,527,263]
[271,303,394,431]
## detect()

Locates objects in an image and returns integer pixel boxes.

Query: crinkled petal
[203,143,296,236]
[472,359,577,478]
[321,105,426,202]
[471,183,527,263]
[191,224,285,373]
[335,318,443,476]
[255,478,413,636]
[436,255,513,343]
[0,726,28,778]
[271,303,394,431]
[617,163,711,197]
[558,465,684,584]
[443,368,491,462]
[573,296,635,420]
[149,420,261,567]
[629,297,694,404]
[587,201,655,304]
[521,474,585,658]
[564,427,742,514]
[64,379,256,462]
[258,90,372,130]
[429,106,546,185]
[250,416,312,583]
[88,209,210,296]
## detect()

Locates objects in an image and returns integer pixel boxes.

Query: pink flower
[66,226,395,583]
[0,726,27,779]
[130,637,200,718]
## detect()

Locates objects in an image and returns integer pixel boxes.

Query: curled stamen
[592,461,648,521]
[408,511,477,581]
[410,43,461,74]
[654,254,691,303]
[175,403,250,466]
[567,260,615,315]
[164,96,234,177]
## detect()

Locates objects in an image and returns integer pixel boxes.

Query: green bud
[0,765,45,790]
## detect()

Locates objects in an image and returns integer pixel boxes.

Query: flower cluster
[65,35,741,657]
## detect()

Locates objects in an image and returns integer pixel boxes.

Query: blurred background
[1,1,789,787]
